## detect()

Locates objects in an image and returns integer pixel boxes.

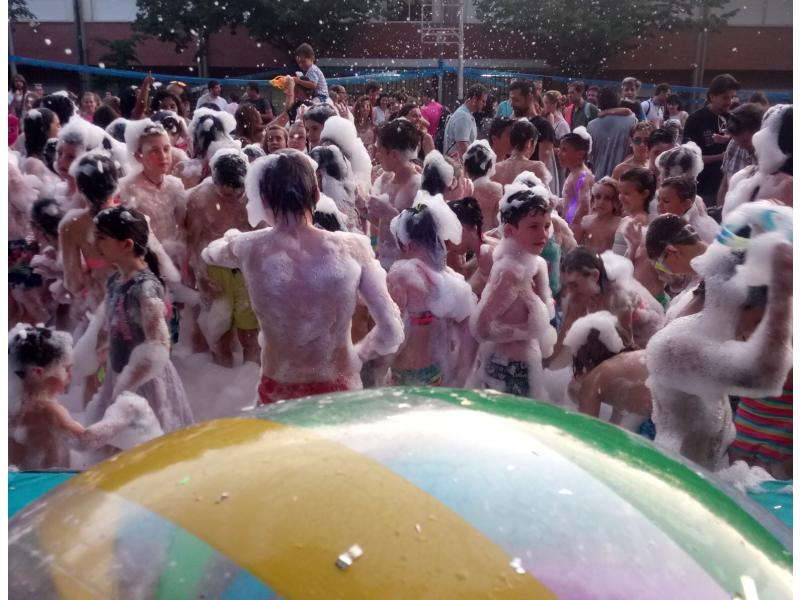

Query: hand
[712,133,730,145]
[367,194,398,219]
[624,220,643,248]
[143,71,155,88]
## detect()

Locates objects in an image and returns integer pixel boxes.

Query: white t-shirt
[642,98,664,123]
[196,93,228,112]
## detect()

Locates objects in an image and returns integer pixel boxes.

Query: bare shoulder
[338,231,375,264]
[58,207,89,236]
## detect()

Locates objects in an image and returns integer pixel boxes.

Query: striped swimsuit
[731,382,792,463]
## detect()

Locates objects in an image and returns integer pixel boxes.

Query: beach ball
[9,388,792,599]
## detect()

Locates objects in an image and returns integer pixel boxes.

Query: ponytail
[143,248,162,282]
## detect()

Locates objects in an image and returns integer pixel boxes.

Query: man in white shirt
[443,84,488,161]
[196,80,228,112]
[642,83,671,127]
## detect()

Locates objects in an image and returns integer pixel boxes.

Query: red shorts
[257,375,354,405]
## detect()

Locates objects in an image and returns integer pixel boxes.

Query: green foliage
[9,0,36,23]
[473,0,739,76]
[94,35,146,68]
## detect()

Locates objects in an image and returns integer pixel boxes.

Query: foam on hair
[563,310,625,356]
[463,139,496,178]
[209,147,249,189]
[655,141,704,179]
[319,116,372,188]
[421,150,455,195]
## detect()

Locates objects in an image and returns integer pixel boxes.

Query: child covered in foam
[309,144,362,233]
[387,192,478,387]
[562,311,652,434]
[118,119,188,263]
[368,119,423,270]
[645,203,793,471]
[202,150,404,404]
[462,139,503,230]
[9,325,163,470]
[468,184,556,399]
[175,107,239,189]
[185,148,259,365]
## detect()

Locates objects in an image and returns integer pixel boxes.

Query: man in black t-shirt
[683,74,740,208]
[241,82,275,123]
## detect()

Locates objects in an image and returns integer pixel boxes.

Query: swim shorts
[485,354,530,398]
[206,265,258,330]
[655,291,670,309]
[257,376,354,405]
[391,364,443,386]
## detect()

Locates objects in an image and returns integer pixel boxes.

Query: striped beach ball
[9,388,792,599]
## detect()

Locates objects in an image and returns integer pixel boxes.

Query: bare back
[493,158,550,188]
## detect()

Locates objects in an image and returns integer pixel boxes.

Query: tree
[473,0,738,77]
[9,0,36,23]
[94,35,146,68]
[133,0,246,76]
[242,0,379,59]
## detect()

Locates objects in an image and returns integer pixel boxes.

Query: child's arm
[352,237,404,361]
[292,77,316,91]
[470,267,522,342]
[132,72,155,120]
[267,78,295,129]
[58,215,87,296]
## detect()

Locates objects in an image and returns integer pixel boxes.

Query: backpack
[434,105,452,153]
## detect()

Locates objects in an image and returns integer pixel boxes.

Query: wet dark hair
[396,204,445,267]
[488,116,514,144]
[376,118,420,155]
[312,210,342,232]
[500,189,550,227]
[619,167,656,207]
[421,156,450,195]
[207,79,220,90]
[726,103,765,136]
[9,325,69,377]
[465,84,488,100]
[597,86,621,111]
[34,94,75,125]
[397,102,420,118]
[106,119,128,143]
[94,206,161,280]
[303,104,336,126]
[572,328,625,378]
[447,196,483,241]
[568,81,586,94]
[243,143,266,161]
[30,198,64,240]
[92,104,120,130]
[119,86,139,119]
[192,112,229,159]
[463,143,495,178]
[366,80,381,94]
[309,145,347,182]
[562,247,609,290]
[74,153,120,210]
[211,152,248,189]
[151,110,184,137]
[23,107,58,157]
[707,73,740,98]
[661,175,697,201]
[509,118,538,151]
[509,80,533,96]
[560,132,590,156]
[258,152,318,221]
[777,106,792,176]
[645,214,700,260]
[43,138,59,173]
[150,90,186,117]
[295,43,315,59]
[646,128,676,149]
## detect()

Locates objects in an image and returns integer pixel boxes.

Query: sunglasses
[632,137,646,145]
[653,249,672,274]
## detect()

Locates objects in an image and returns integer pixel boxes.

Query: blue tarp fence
[9,54,792,104]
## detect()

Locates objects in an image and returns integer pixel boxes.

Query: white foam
[464,139,497,178]
[716,460,774,494]
[315,192,349,231]
[656,141,704,179]
[390,190,462,247]
[320,116,372,189]
[563,311,625,355]
[752,104,790,174]
[572,126,593,154]
[421,150,454,194]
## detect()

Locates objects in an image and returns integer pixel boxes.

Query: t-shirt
[443,103,476,159]
[495,99,513,118]
[570,101,599,130]
[641,98,664,123]
[721,139,755,177]
[196,93,228,112]
[587,113,638,179]
[683,105,729,196]
[421,100,444,138]
[303,64,329,99]
[241,96,274,117]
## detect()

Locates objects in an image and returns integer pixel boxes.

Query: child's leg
[212,329,235,368]
[190,304,211,354]
[231,269,260,365]
[237,328,261,365]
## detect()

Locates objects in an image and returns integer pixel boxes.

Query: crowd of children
[7,53,793,481]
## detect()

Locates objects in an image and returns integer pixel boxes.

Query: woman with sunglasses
[611,121,655,180]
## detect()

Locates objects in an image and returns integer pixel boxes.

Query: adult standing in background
[443,84,488,161]
[241,83,275,123]
[565,81,599,130]
[8,74,27,119]
[587,86,637,179]
[682,73,740,208]
[420,88,444,139]
[196,80,228,111]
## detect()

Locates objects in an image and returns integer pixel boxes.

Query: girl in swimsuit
[387,193,478,387]
[558,129,595,235]
[83,206,194,434]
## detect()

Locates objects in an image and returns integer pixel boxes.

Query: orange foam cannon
[271,76,289,91]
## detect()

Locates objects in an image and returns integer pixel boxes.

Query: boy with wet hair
[202,150,404,404]
[118,119,187,262]
[185,148,259,366]
[468,185,556,399]
[488,116,514,161]
[369,118,422,269]
[493,118,551,188]
[302,103,337,150]
[463,139,503,230]
[293,43,329,103]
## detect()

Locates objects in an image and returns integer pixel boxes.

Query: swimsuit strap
[409,311,434,326]
[565,171,588,224]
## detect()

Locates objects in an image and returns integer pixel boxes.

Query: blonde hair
[591,176,622,216]
[630,120,655,138]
